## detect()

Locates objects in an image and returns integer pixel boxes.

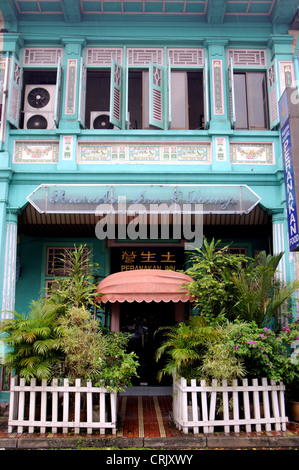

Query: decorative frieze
[65,59,77,115]
[215,137,226,161]
[62,136,74,161]
[230,143,274,164]
[279,61,295,93]
[77,142,211,164]
[13,141,59,163]
[212,60,224,115]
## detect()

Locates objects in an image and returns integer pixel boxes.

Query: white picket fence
[8,376,117,435]
[173,377,288,434]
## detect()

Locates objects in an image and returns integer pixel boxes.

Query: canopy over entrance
[96,269,194,303]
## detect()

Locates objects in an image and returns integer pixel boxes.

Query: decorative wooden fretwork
[127,48,163,66]
[23,48,63,65]
[86,48,123,66]
[168,49,204,67]
[228,49,267,67]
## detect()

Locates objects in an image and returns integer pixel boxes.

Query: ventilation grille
[168,49,204,66]
[228,49,267,67]
[127,48,163,66]
[23,48,63,65]
[86,48,123,65]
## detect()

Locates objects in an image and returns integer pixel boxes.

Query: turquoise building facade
[0,0,298,388]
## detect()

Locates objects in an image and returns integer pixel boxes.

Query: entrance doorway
[120,301,175,386]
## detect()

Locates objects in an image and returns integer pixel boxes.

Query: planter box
[8,376,117,435]
[173,377,288,434]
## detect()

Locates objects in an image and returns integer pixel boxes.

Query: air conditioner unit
[90,111,116,129]
[24,84,56,129]
[24,112,55,130]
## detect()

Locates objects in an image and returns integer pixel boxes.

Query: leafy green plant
[155,316,217,381]
[48,244,101,310]
[95,331,139,392]
[183,238,246,324]
[57,306,108,384]
[58,306,139,391]
[227,319,299,385]
[0,299,62,382]
[199,323,246,383]
[231,251,299,328]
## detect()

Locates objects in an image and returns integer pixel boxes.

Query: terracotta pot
[289,400,299,422]
[250,403,264,418]
[69,409,87,422]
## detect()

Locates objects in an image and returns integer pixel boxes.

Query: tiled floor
[117,395,179,438]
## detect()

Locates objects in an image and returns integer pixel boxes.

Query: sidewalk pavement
[1,414,299,450]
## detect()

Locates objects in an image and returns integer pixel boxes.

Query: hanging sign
[27,184,261,215]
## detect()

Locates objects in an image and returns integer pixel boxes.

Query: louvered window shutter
[167,58,172,129]
[54,56,61,127]
[149,62,164,129]
[110,59,123,129]
[7,55,22,128]
[0,56,9,145]
[78,57,87,128]
[267,60,279,129]
[228,58,236,129]
[203,58,210,129]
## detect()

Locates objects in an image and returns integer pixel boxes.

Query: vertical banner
[279,87,299,251]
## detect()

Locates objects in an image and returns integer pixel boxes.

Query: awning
[96,269,194,303]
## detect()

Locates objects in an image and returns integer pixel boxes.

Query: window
[170,71,204,130]
[80,56,209,130]
[85,69,112,129]
[45,246,89,296]
[6,54,61,130]
[233,71,269,130]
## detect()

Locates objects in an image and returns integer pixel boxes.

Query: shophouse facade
[0,0,298,389]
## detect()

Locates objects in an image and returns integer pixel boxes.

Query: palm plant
[0,299,62,382]
[231,251,299,328]
[154,316,217,382]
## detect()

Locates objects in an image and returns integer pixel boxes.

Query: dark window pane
[187,72,204,130]
[234,73,248,129]
[247,73,268,129]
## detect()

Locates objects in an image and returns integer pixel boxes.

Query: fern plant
[0,299,63,382]
[154,316,217,382]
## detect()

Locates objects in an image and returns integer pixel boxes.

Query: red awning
[96,269,194,303]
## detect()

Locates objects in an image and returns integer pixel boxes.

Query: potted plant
[288,376,299,422]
